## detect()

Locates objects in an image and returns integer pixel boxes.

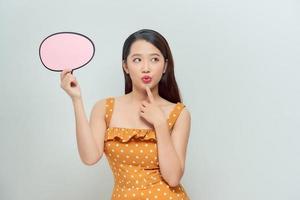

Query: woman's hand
[60,69,82,100]
[139,86,165,126]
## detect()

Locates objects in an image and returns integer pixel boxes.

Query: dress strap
[167,102,186,130]
[105,97,115,128]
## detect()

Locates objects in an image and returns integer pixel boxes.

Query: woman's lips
[142,75,152,83]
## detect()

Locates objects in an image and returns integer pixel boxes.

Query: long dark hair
[122,29,182,103]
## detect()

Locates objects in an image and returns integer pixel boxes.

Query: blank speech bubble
[39,32,95,73]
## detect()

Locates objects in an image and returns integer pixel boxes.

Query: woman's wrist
[72,96,82,104]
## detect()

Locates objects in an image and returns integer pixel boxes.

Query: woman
[60,29,191,199]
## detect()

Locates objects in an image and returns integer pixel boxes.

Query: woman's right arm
[60,69,107,165]
[72,97,107,165]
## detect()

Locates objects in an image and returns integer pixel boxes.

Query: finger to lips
[146,86,154,102]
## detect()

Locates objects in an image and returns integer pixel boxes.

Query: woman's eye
[133,58,141,63]
[151,58,159,62]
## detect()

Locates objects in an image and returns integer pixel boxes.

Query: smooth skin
[60,39,191,187]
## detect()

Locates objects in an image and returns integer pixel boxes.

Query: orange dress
[103,97,190,200]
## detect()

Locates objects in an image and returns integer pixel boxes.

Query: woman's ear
[122,60,129,74]
[163,59,168,73]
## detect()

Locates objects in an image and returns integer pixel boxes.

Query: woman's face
[123,39,167,91]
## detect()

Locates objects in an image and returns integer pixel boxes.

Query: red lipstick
[142,75,152,83]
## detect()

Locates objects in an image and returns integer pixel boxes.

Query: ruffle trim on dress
[104,127,157,142]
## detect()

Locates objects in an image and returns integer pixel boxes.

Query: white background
[1,0,299,199]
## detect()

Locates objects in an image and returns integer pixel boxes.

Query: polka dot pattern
[103,97,189,200]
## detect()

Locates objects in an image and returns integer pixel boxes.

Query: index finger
[145,86,154,103]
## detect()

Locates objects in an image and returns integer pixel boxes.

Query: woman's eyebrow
[130,53,161,57]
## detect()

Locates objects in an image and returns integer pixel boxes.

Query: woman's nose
[142,62,150,72]
[142,67,150,73]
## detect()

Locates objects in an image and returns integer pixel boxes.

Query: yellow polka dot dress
[104,97,190,200]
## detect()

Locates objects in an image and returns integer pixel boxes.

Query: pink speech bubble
[39,32,95,72]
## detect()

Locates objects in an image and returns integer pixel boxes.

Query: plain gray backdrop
[1,0,299,199]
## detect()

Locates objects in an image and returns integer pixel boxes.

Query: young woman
[60,29,191,199]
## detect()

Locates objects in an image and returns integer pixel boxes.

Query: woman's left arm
[154,108,191,187]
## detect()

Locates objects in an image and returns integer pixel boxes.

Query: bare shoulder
[114,95,128,104]
[93,98,107,109]
[91,97,111,117]
[159,98,176,109]
[160,98,189,114]
[177,102,191,123]
[161,99,191,125]
[94,95,118,106]
[92,95,126,112]
[177,107,191,124]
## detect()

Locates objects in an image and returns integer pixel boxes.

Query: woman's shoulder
[93,95,125,110]
[94,95,119,103]
[92,96,116,110]
[159,97,187,109]
[160,98,177,109]
[161,99,190,118]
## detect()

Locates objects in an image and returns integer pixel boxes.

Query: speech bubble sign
[39,32,95,73]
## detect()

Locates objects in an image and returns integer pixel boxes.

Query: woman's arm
[154,108,191,187]
[72,97,107,165]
